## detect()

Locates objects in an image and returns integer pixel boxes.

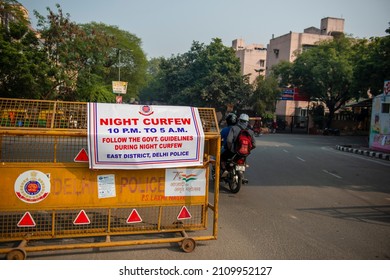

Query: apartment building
[265,17,345,128]
[266,17,344,73]
[232,39,267,84]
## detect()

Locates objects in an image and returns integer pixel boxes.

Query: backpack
[235,129,253,156]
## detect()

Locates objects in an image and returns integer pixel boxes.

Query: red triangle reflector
[73,210,91,225]
[177,206,192,220]
[17,212,36,227]
[126,209,142,223]
[74,148,89,162]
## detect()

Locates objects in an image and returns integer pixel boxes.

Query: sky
[18,0,390,59]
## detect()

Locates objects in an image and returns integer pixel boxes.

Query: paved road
[14,134,390,260]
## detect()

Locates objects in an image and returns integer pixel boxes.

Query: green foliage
[80,22,148,102]
[1,1,147,101]
[251,75,280,117]
[271,30,390,127]
[0,1,54,99]
[3,0,388,112]
[273,36,358,127]
[270,60,293,87]
[301,38,354,127]
[141,38,251,112]
[352,24,390,97]
[292,36,355,106]
[139,57,165,103]
[76,69,113,102]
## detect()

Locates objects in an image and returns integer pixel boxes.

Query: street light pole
[118,49,121,81]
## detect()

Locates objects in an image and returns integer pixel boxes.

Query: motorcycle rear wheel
[228,170,242,193]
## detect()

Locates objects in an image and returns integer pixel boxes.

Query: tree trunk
[326,108,335,128]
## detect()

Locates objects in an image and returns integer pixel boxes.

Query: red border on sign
[177,206,192,220]
[73,210,91,225]
[126,209,142,223]
[17,212,36,227]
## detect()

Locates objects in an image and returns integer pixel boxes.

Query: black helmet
[225,113,237,126]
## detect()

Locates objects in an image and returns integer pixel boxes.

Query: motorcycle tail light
[236,158,245,164]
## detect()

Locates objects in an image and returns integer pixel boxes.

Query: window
[382,103,390,113]
[259,60,265,67]
[273,49,279,58]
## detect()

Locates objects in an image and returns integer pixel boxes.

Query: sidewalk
[336,144,390,161]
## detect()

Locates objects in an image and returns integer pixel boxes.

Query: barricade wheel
[181,238,196,253]
[7,249,27,260]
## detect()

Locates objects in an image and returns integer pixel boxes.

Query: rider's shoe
[242,178,249,184]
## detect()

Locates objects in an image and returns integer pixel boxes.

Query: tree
[145,38,251,113]
[352,23,390,97]
[290,36,357,128]
[250,75,281,118]
[195,39,252,111]
[139,57,165,103]
[270,60,293,88]
[1,1,147,101]
[80,23,148,103]
[34,4,147,102]
[34,5,116,101]
[0,0,54,99]
[82,22,148,101]
[34,4,94,100]
[271,28,390,128]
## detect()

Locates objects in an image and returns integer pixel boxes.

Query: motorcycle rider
[220,113,237,177]
[220,113,255,177]
[220,113,237,153]
[226,113,256,155]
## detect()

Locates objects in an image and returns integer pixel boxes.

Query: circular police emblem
[139,105,154,116]
[14,170,51,203]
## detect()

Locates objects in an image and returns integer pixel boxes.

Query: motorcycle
[221,153,249,193]
[323,127,340,136]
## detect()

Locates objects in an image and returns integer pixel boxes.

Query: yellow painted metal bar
[213,136,221,239]
[0,235,217,255]
[0,128,87,136]
[51,212,56,237]
[107,208,111,234]
[157,206,163,231]
[50,102,57,129]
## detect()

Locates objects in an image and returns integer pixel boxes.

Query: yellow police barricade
[0,98,221,259]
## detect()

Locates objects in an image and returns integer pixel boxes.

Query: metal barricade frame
[0,98,221,259]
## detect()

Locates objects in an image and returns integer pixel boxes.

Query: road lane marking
[296,156,306,162]
[283,149,289,153]
[323,169,342,179]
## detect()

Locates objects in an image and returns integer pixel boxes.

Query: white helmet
[239,113,249,122]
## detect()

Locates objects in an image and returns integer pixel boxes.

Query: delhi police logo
[139,105,154,116]
[14,170,51,203]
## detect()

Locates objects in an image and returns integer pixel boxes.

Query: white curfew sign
[87,103,205,169]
